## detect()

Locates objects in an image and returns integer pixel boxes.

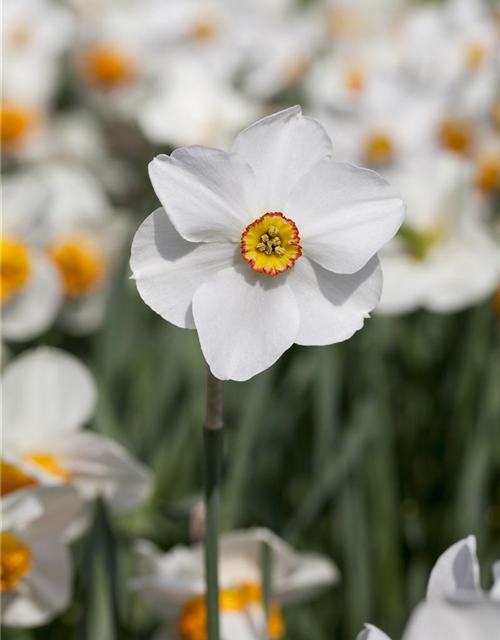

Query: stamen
[1,237,31,303]
[241,213,302,276]
[438,119,474,156]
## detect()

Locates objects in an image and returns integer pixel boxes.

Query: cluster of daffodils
[358,535,500,640]
[3,0,500,337]
[1,347,152,627]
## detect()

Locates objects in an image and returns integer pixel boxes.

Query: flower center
[1,101,40,149]
[438,119,474,156]
[241,213,302,276]
[80,44,136,91]
[1,460,38,497]
[177,583,285,640]
[475,155,500,194]
[344,63,366,94]
[398,224,443,260]
[48,236,106,297]
[1,237,32,304]
[465,43,485,70]
[1,533,32,593]
[191,17,218,41]
[325,8,368,39]
[10,24,32,47]
[365,131,395,165]
[24,453,72,482]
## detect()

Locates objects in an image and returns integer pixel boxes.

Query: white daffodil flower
[359,599,500,640]
[358,534,500,640]
[131,106,405,381]
[138,57,260,150]
[2,173,63,342]
[129,527,339,640]
[319,76,443,169]
[1,347,152,522]
[377,155,500,315]
[2,0,74,158]
[29,161,129,335]
[1,485,81,627]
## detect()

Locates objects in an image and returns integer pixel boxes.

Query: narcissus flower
[131,106,405,381]
[358,535,500,640]
[1,485,81,627]
[129,527,339,640]
[2,348,152,521]
[2,173,62,342]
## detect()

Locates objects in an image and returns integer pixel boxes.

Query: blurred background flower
[1,0,500,638]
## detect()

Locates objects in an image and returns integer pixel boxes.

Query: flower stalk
[204,366,224,640]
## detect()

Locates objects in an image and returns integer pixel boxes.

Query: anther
[265,244,273,256]
[275,247,285,257]
[256,242,266,252]
[271,237,281,247]
[261,234,270,243]
[268,226,279,237]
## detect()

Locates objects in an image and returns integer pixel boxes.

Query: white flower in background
[358,535,500,640]
[31,161,129,335]
[376,155,500,315]
[138,57,260,150]
[131,107,405,381]
[129,527,339,640]
[319,76,443,169]
[2,0,74,157]
[140,0,258,81]
[2,173,63,342]
[242,13,320,101]
[1,485,81,627]
[1,347,152,519]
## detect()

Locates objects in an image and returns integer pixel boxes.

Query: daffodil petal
[149,147,259,243]
[231,106,332,212]
[357,624,393,640]
[286,160,405,274]
[192,267,299,381]
[427,536,481,600]
[288,256,382,346]
[47,431,152,512]
[131,208,238,329]
[2,348,96,448]
[403,600,500,640]
[2,252,62,342]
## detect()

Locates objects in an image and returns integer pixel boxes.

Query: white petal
[288,256,382,346]
[286,160,405,274]
[1,542,71,628]
[21,485,83,542]
[47,431,152,512]
[375,252,434,316]
[192,267,300,381]
[2,347,97,449]
[130,208,237,329]
[427,536,481,600]
[221,609,260,640]
[403,599,500,640]
[357,624,393,640]
[276,551,339,605]
[2,252,62,342]
[149,148,258,243]
[1,491,43,533]
[423,224,500,313]
[231,106,332,212]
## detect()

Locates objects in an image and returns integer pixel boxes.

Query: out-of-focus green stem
[204,367,224,640]
[261,541,272,639]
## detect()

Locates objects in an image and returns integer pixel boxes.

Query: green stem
[204,366,224,640]
[261,541,272,638]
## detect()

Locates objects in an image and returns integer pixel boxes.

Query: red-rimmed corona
[241,212,302,276]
